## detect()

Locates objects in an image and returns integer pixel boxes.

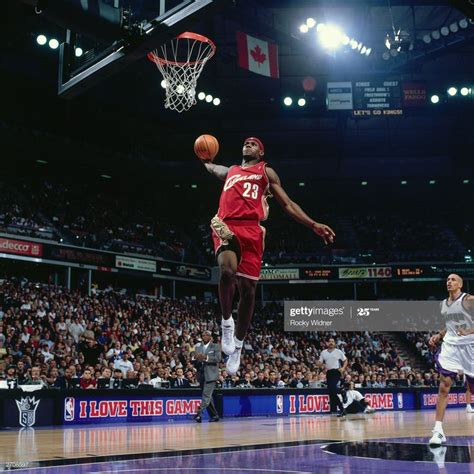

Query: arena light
[461,87,469,96]
[365,48,372,56]
[36,34,47,46]
[205,94,213,103]
[449,22,459,33]
[297,98,306,107]
[191,184,198,189]
[440,26,449,37]
[463,179,470,184]
[74,47,83,57]
[48,38,59,49]
[299,24,309,33]
[382,51,390,60]
[429,180,436,184]
[447,87,457,96]
[341,35,350,46]
[306,17,316,28]
[423,35,431,44]
[316,23,326,33]
[161,79,167,89]
[459,18,469,29]
[401,180,407,185]
[100,174,112,179]
[36,159,48,164]
[319,24,344,50]
[299,182,305,187]
[431,30,441,40]
[360,46,367,55]
[350,39,358,49]
[430,95,440,104]
[212,97,221,106]
[361,181,368,186]
[197,91,205,100]
[283,97,293,106]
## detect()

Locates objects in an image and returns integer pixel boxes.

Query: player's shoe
[428,430,447,446]
[221,317,236,355]
[364,407,376,414]
[466,405,474,413]
[211,216,234,244]
[226,345,242,375]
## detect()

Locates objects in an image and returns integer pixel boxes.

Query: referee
[318,337,348,417]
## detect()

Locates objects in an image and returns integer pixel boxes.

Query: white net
[149,33,216,113]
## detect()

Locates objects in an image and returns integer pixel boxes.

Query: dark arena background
[0,0,473,472]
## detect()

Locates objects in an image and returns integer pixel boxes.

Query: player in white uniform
[428,274,474,445]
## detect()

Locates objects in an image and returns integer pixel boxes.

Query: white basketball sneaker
[429,430,447,446]
[226,344,242,375]
[221,317,235,355]
[466,405,474,413]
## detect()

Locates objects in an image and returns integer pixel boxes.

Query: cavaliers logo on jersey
[223,173,263,191]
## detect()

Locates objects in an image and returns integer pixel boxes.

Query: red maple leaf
[250,45,267,66]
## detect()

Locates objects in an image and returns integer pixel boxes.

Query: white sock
[234,336,243,348]
[222,317,233,326]
[434,421,443,432]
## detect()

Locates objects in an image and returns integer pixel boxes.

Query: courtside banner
[0,237,42,257]
[260,268,299,280]
[419,389,471,410]
[63,395,205,424]
[224,391,414,417]
[284,300,447,331]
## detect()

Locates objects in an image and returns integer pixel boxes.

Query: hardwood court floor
[0,409,472,466]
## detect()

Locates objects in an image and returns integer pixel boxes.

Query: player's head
[446,273,463,292]
[242,137,264,162]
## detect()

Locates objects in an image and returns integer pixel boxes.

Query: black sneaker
[337,411,346,418]
[193,414,202,423]
[209,416,220,422]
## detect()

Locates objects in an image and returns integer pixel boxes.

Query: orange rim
[147,32,216,67]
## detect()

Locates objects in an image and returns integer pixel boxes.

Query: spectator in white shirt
[113,353,134,377]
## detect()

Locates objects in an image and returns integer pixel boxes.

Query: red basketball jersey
[217,161,270,221]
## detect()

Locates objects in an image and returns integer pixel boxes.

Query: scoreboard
[352,80,403,116]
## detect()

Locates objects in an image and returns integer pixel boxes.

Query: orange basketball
[194,134,219,162]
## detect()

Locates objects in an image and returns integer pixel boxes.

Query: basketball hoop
[147,32,216,113]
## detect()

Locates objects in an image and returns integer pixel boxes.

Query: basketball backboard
[57,0,228,98]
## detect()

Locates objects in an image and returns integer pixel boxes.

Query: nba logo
[64,397,75,421]
[397,393,403,409]
[276,395,283,414]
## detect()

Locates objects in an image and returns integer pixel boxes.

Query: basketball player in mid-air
[203,137,335,374]
[428,273,474,445]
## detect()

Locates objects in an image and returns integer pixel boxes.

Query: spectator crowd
[0,278,463,391]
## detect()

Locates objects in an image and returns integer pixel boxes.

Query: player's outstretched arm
[267,167,335,245]
[204,162,229,181]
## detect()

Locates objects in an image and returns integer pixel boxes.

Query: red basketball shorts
[211,218,265,281]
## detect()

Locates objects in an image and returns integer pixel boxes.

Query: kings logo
[16,397,40,427]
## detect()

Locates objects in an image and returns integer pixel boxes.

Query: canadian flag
[236,32,279,79]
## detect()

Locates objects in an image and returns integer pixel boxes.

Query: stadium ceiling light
[382,51,390,60]
[100,174,112,179]
[212,97,220,106]
[365,47,372,56]
[299,182,305,187]
[306,17,316,28]
[161,79,167,89]
[197,91,205,100]
[429,180,436,184]
[459,18,469,29]
[36,159,48,164]
[431,30,441,40]
[423,35,431,44]
[205,94,213,103]
[316,23,326,33]
[297,98,306,107]
[341,35,350,45]
[191,184,198,188]
[350,39,358,49]
[283,97,293,106]
[299,24,309,33]
[401,180,407,185]
[449,22,459,33]
[460,87,469,96]
[440,26,449,36]
[360,46,367,55]
[75,47,83,57]
[463,179,470,184]
[447,87,457,96]
[430,94,440,104]
[361,181,368,186]
[48,38,59,49]
[36,34,47,46]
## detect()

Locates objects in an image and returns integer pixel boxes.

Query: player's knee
[240,281,256,300]
[439,378,452,395]
[220,265,236,282]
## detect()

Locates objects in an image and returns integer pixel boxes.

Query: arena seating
[0,278,461,390]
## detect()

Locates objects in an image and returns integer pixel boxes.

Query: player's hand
[312,222,335,245]
[456,328,469,336]
[429,334,441,346]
